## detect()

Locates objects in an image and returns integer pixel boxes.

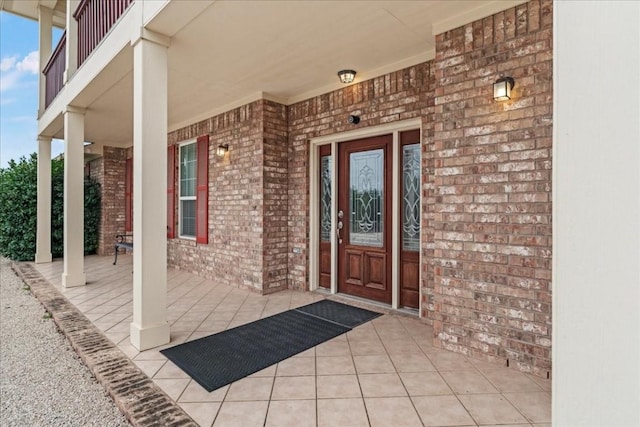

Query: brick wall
[89,146,127,255]
[262,101,289,292]
[288,63,436,290]
[167,100,289,294]
[430,0,552,376]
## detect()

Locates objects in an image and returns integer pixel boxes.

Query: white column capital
[37,135,53,144]
[130,27,171,49]
[63,105,86,115]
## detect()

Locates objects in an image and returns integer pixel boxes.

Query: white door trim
[308,118,422,311]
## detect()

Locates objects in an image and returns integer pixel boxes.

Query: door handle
[337,209,344,244]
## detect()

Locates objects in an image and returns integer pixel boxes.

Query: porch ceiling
[43,0,526,145]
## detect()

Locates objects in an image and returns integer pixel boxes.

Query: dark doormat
[294,299,382,328]
[160,300,381,392]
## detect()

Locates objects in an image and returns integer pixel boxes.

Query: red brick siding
[262,101,289,292]
[167,100,288,294]
[90,146,127,255]
[430,0,552,376]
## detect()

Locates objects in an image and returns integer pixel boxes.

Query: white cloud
[0,56,17,72]
[0,71,20,92]
[16,51,39,74]
[0,51,39,92]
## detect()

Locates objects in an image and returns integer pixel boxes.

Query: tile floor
[33,255,551,427]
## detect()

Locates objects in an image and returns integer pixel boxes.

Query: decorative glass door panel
[399,130,421,309]
[349,149,384,247]
[318,145,332,288]
[338,135,392,304]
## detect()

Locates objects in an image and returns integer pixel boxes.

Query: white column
[130,29,170,351]
[64,0,79,82]
[37,6,53,117]
[61,106,86,288]
[553,2,640,425]
[35,137,53,264]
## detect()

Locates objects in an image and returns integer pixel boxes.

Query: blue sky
[0,11,64,168]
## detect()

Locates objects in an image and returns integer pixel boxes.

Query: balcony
[43,31,66,108]
[42,0,134,108]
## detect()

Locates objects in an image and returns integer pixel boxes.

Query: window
[179,142,197,238]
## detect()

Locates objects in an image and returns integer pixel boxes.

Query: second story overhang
[3,0,528,146]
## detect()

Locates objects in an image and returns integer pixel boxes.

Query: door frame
[309,118,422,312]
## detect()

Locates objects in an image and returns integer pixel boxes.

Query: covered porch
[32,254,551,427]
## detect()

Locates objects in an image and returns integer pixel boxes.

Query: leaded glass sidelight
[320,155,332,242]
[402,144,420,251]
[349,149,384,247]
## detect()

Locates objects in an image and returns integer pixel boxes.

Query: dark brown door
[399,130,421,309]
[338,135,392,304]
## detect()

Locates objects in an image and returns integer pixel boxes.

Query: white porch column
[553,1,640,425]
[61,106,86,288]
[129,29,170,351]
[37,5,52,117]
[35,137,53,264]
[64,0,79,82]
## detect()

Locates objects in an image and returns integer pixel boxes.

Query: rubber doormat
[161,300,381,392]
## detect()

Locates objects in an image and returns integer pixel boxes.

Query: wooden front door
[338,135,392,304]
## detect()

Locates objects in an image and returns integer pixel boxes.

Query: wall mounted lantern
[493,76,515,101]
[216,144,229,157]
[338,69,356,84]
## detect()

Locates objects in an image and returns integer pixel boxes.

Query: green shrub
[0,154,101,261]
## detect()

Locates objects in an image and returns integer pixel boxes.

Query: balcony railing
[74,0,134,67]
[43,31,66,108]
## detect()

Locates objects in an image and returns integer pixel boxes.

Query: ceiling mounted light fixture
[338,69,356,84]
[493,76,515,101]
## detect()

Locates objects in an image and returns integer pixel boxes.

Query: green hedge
[0,154,101,261]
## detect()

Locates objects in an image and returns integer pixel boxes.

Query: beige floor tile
[364,397,422,427]
[226,377,274,401]
[358,373,407,398]
[483,368,543,392]
[133,348,169,361]
[347,324,378,341]
[527,374,552,391]
[271,376,316,400]
[317,398,369,427]
[153,378,190,401]
[316,356,356,376]
[349,339,387,356]
[213,401,269,427]
[504,392,552,423]
[154,360,191,379]
[277,356,315,376]
[353,355,396,374]
[179,381,229,403]
[380,338,422,355]
[315,339,351,357]
[133,360,165,378]
[181,402,221,427]
[399,371,453,396]
[469,357,508,372]
[317,375,362,399]
[248,365,277,378]
[428,351,476,371]
[412,394,475,426]
[440,370,499,394]
[390,353,436,372]
[265,399,316,427]
[458,393,528,425]
[292,347,315,358]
